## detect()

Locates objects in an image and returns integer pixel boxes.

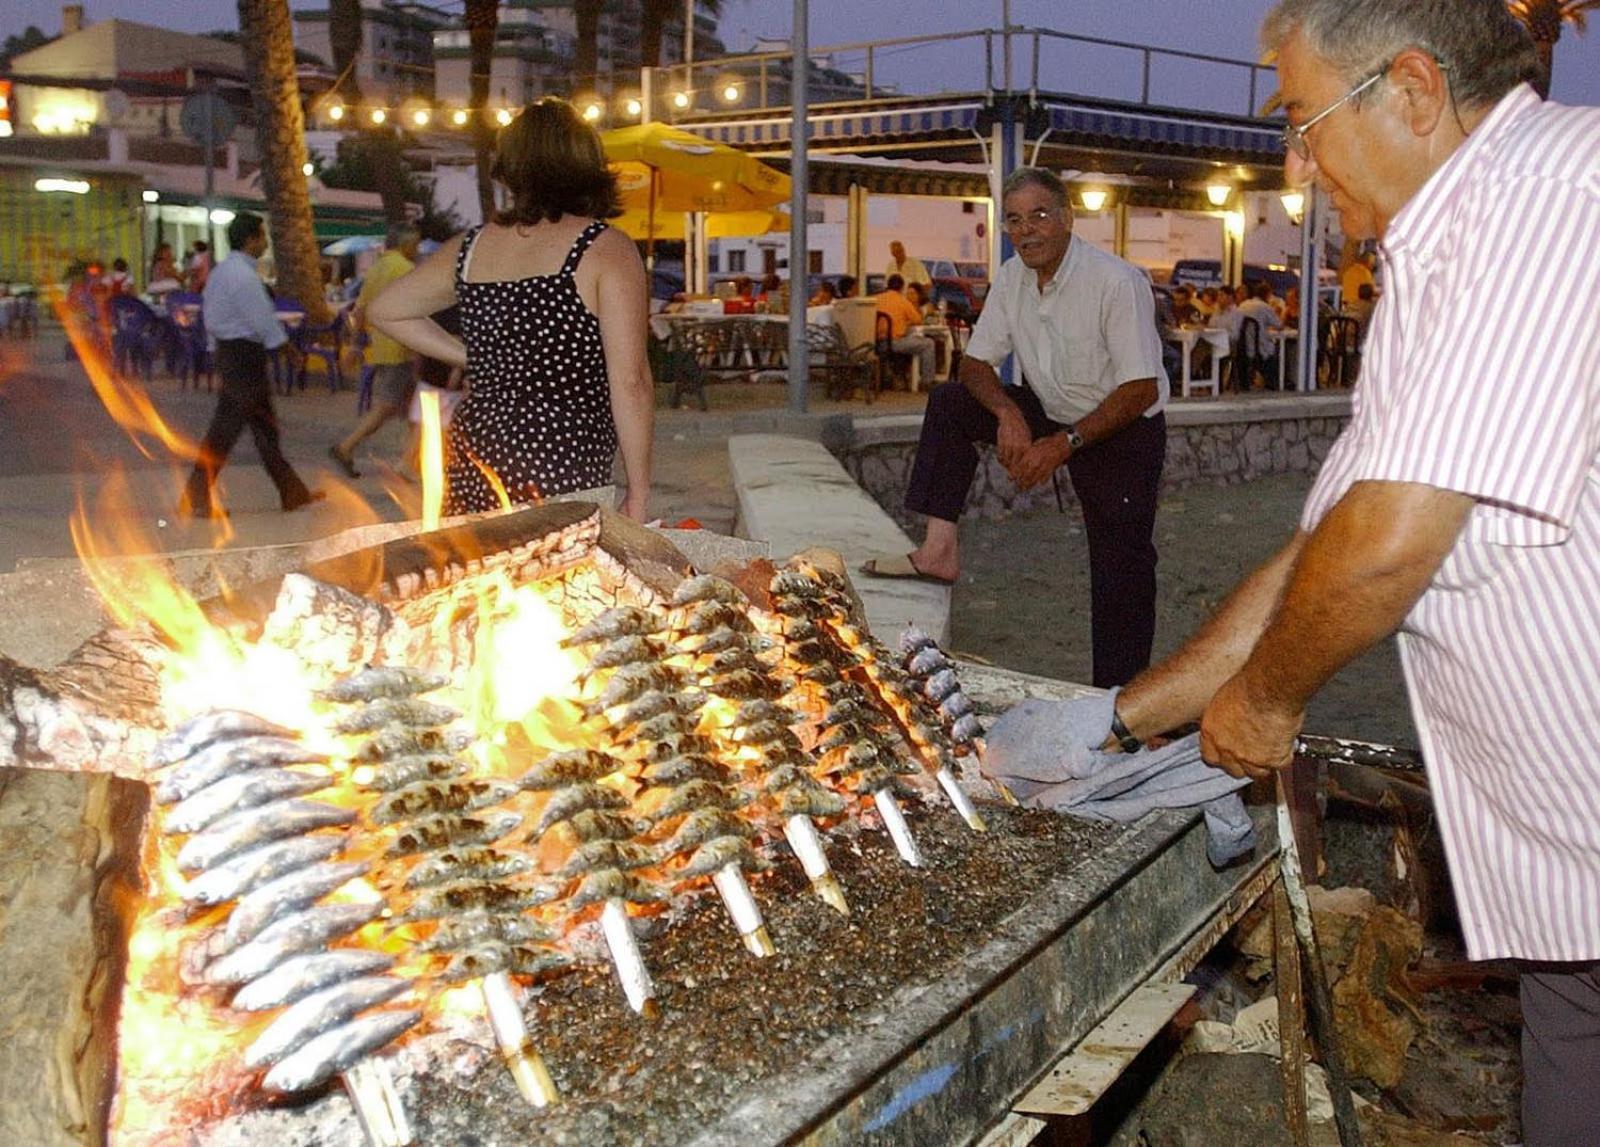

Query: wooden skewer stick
[873,787,924,867]
[599,898,659,1018]
[341,1058,413,1147]
[712,862,775,957]
[479,972,559,1108]
[783,813,850,916]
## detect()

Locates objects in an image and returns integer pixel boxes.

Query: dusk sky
[5,0,1599,109]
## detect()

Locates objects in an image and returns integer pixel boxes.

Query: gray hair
[1262,0,1541,110]
[386,223,421,249]
[1001,167,1070,212]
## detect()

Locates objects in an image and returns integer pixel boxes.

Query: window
[708,252,720,273]
[727,249,746,272]
[808,250,823,274]
[762,249,778,275]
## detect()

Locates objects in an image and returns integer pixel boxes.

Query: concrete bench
[727,434,950,644]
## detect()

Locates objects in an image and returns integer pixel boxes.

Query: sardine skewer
[873,788,925,867]
[710,862,774,958]
[479,972,560,1108]
[782,814,850,916]
[933,766,988,832]
[342,1058,414,1147]
[600,899,658,1018]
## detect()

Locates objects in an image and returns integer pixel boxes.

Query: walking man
[180,212,322,519]
[329,225,422,477]
[863,167,1168,689]
[1001,4,1599,1140]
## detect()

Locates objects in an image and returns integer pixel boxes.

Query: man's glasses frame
[1001,207,1064,233]
[1282,66,1387,161]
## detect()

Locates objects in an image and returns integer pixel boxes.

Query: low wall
[839,394,1351,533]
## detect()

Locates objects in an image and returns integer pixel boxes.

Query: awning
[682,103,983,148]
[1045,103,1284,160]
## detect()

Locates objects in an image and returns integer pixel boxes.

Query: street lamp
[1206,182,1232,207]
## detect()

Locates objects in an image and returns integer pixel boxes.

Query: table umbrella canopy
[610,207,790,241]
[321,234,385,256]
[601,123,790,214]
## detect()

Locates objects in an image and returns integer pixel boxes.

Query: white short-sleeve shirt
[1300,85,1600,962]
[964,237,1169,425]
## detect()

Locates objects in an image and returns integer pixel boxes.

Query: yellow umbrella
[610,207,790,242]
[601,123,790,262]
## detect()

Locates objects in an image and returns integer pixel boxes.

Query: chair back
[874,311,893,354]
[832,296,878,351]
[1238,316,1262,359]
[110,293,154,334]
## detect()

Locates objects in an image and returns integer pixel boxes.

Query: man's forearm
[1073,379,1158,447]
[958,356,1024,421]
[1234,481,1471,714]
[1117,533,1304,739]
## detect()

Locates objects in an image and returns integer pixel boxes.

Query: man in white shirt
[1234,279,1284,388]
[179,212,322,520]
[863,167,1169,688]
[885,241,931,290]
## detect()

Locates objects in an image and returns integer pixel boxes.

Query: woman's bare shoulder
[591,223,644,265]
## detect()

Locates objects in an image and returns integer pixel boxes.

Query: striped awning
[682,103,984,148]
[1045,103,1284,159]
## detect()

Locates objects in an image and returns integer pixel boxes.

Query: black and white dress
[445,220,617,514]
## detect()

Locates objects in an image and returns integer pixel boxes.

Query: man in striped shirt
[1101,2,1599,1139]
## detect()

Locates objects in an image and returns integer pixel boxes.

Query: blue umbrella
[322,235,385,256]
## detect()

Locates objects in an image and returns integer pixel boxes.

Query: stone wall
[838,401,1351,534]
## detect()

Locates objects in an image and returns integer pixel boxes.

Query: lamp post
[787,0,809,414]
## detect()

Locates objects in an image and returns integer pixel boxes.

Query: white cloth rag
[984,688,1257,868]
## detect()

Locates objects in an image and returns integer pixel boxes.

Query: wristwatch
[1064,424,1085,450]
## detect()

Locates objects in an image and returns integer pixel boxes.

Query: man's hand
[1198,672,1301,780]
[618,487,649,523]
[1010,433,1072,491]
[995,407,1033,470]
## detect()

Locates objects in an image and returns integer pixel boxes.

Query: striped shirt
[1301,84,1600,962]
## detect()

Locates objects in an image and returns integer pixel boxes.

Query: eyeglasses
[1002,207,1062,233]
[1282,67,1386,161]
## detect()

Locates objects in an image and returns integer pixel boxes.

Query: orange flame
[55,298,197,462]
[419,388,444,529]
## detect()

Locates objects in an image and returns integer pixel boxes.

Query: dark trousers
[183,339,311,515]
[906,381,1164,688]
[1521,962,1600,1146]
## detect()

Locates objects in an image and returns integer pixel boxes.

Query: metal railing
[665,24,1276,121]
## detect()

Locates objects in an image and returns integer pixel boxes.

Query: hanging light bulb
[302,162,315,177]
[1079,188,1108,212]
[1280,190,1306,224]
[672,91,691,109]
[721,82,741,103]
[451,108,470,127]
[369,107,388,126]
[327,102,346,122]
[495,108,514,126]
[624,97,643,117]
[1206,183,1232,207]
[412,108,431,128]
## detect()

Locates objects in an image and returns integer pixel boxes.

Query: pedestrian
[1001,3,1598,1141]
[368,97,653,520]
[328,224,423,478]
[861,166,1168,689]
[179,212,323,520]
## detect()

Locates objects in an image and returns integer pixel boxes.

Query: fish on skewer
[562,607,666,649]
[246,977,411,1069]
[184,834,350,907]
[388,811,524,858]
[164,767,334,834]
[151,710,297,768]
[261,1009,422,1094]
[316,667,450,704]
[669,575,749,608]
[206,902,382,985]
[352,726,474,763]
[178,800,357,874]
[155,737,330,805]
[231,949,396,1012]
[333,699,461,735]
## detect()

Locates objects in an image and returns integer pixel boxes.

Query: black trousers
[1521,961,1600,1146]
[905,381,1165,688]
[184,339,311,514]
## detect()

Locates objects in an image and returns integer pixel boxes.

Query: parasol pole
[786,0,809,413]
[646,166,658,274]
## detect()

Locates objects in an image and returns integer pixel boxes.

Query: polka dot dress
[445,221,617,514]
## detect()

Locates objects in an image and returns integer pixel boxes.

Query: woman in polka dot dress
[369,98,653,519]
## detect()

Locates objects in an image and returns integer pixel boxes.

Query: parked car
[930,277,988,323]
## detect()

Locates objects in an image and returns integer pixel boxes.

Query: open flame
[418,389,444,530]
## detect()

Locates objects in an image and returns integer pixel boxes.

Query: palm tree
[574,0,603,95]
[326,0,410,223]
[640,0,723,73]
[464,0,499,222]
[236,0,331,323]
[1508,0,1600,98]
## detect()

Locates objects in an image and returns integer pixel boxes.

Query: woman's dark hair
[491,98,622,226]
